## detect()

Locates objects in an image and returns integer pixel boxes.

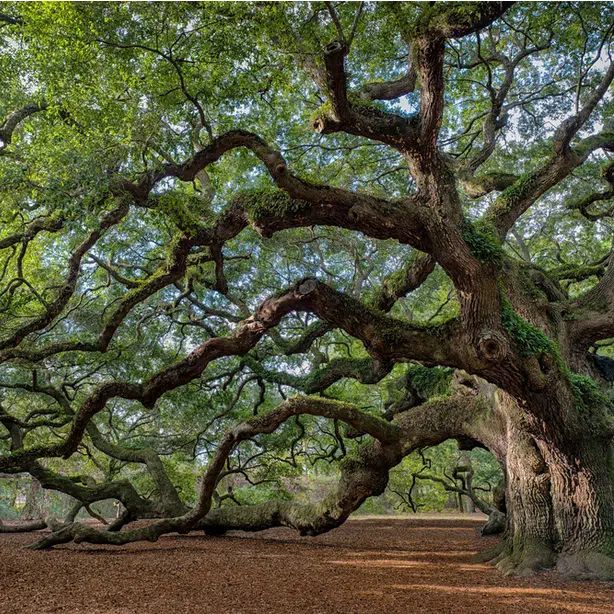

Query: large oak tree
[0,1,613,579]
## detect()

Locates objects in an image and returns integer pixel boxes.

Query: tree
[0,1,613,579]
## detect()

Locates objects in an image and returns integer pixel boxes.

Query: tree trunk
[494,415,556,575]
[489,389,614,579]
[21,477,44,521]
[542,437,614,578]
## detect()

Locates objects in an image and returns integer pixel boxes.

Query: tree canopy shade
[1,0,614,579]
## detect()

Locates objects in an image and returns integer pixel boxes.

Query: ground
[2,514,614,613]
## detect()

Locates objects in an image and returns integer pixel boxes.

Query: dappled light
[1,1,614,611]
[3,517,614,613]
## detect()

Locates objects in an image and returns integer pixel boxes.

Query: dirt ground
[2,514,614,614]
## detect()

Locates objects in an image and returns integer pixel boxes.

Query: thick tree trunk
[489,390,614,578]
[21,477,44,521]
[543,438,614,578]
[494,415,556,575]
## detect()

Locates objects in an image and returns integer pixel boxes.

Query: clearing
[1,515,613,613]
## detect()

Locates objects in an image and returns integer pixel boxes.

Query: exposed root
[470,531,553,577]
[473,540,506,563]
[476,538,614,580]
[494,539,556,576]
[556,551,614,580]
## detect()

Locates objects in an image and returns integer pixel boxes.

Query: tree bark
[21,477,44,521]
[492,396,556,575]
[485,387,614,579]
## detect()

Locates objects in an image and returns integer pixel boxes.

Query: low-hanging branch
[0,277,468,472]
[30,389,491,548]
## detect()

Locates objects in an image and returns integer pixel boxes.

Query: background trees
[0,1,613,578]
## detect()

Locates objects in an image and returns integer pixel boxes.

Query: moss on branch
[234,188,310,226]
[407,364,453,399]
[462,219,504,264]
[568,373,611,411]
[500,297,612,412]
[500,299,556,358]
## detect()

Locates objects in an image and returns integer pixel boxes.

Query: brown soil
[2,514,613,614]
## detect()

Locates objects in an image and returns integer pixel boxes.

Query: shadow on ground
[1,515,613,614]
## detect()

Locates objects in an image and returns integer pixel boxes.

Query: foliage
[407,365,454,399]
[0,2,611,534]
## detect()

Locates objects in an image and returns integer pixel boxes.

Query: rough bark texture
[1,2,613,580]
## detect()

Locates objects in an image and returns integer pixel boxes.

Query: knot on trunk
[312,116,341,134]
[312,117,327,133]
[477,331,507,362]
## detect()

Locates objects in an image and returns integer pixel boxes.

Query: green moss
[501,296,612,412]
[568,373,609,410]
[502,171,535,204]
[234,188,310,225]
[347,92,386,114]
[551,263,603,282]
[365,267,408,310]
[483,172,537,224]
[513,264,547,301]
[310,101,332,124]
[461,171,517,197]
[157,191,207,233]
[500,297,557,358]
[311,94,387,125]
[499,171,536,202]
[462,219,504,264]
[407,364,453,399]
[600,159,614,179]
[384,269,409,296]
[574,131,614,158]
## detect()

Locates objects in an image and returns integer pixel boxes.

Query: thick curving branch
[0,278,469,472]
[310,41,421,151]
[0,279,320,470]
[458,171,518,198]
[484,122,614,239]
[411,3,512,40]
[0,518,47,533]
[0,215,63,250]
[568,253,614,348]
[567,160,614,221]
[115,130,431,252]
[360,66,417,101]
[0,203,129,352]
[197,390,494,537]
[369,252,435,312]
[85,421,186,514]
[0,102,47,151]
[29,395,403,548]
[25,461,162,518]
[0,186,434,367]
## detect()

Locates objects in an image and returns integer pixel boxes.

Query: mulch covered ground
[2,514,614,614]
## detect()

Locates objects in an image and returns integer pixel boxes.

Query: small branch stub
[297,278,318,296]
[324,40,348,57]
